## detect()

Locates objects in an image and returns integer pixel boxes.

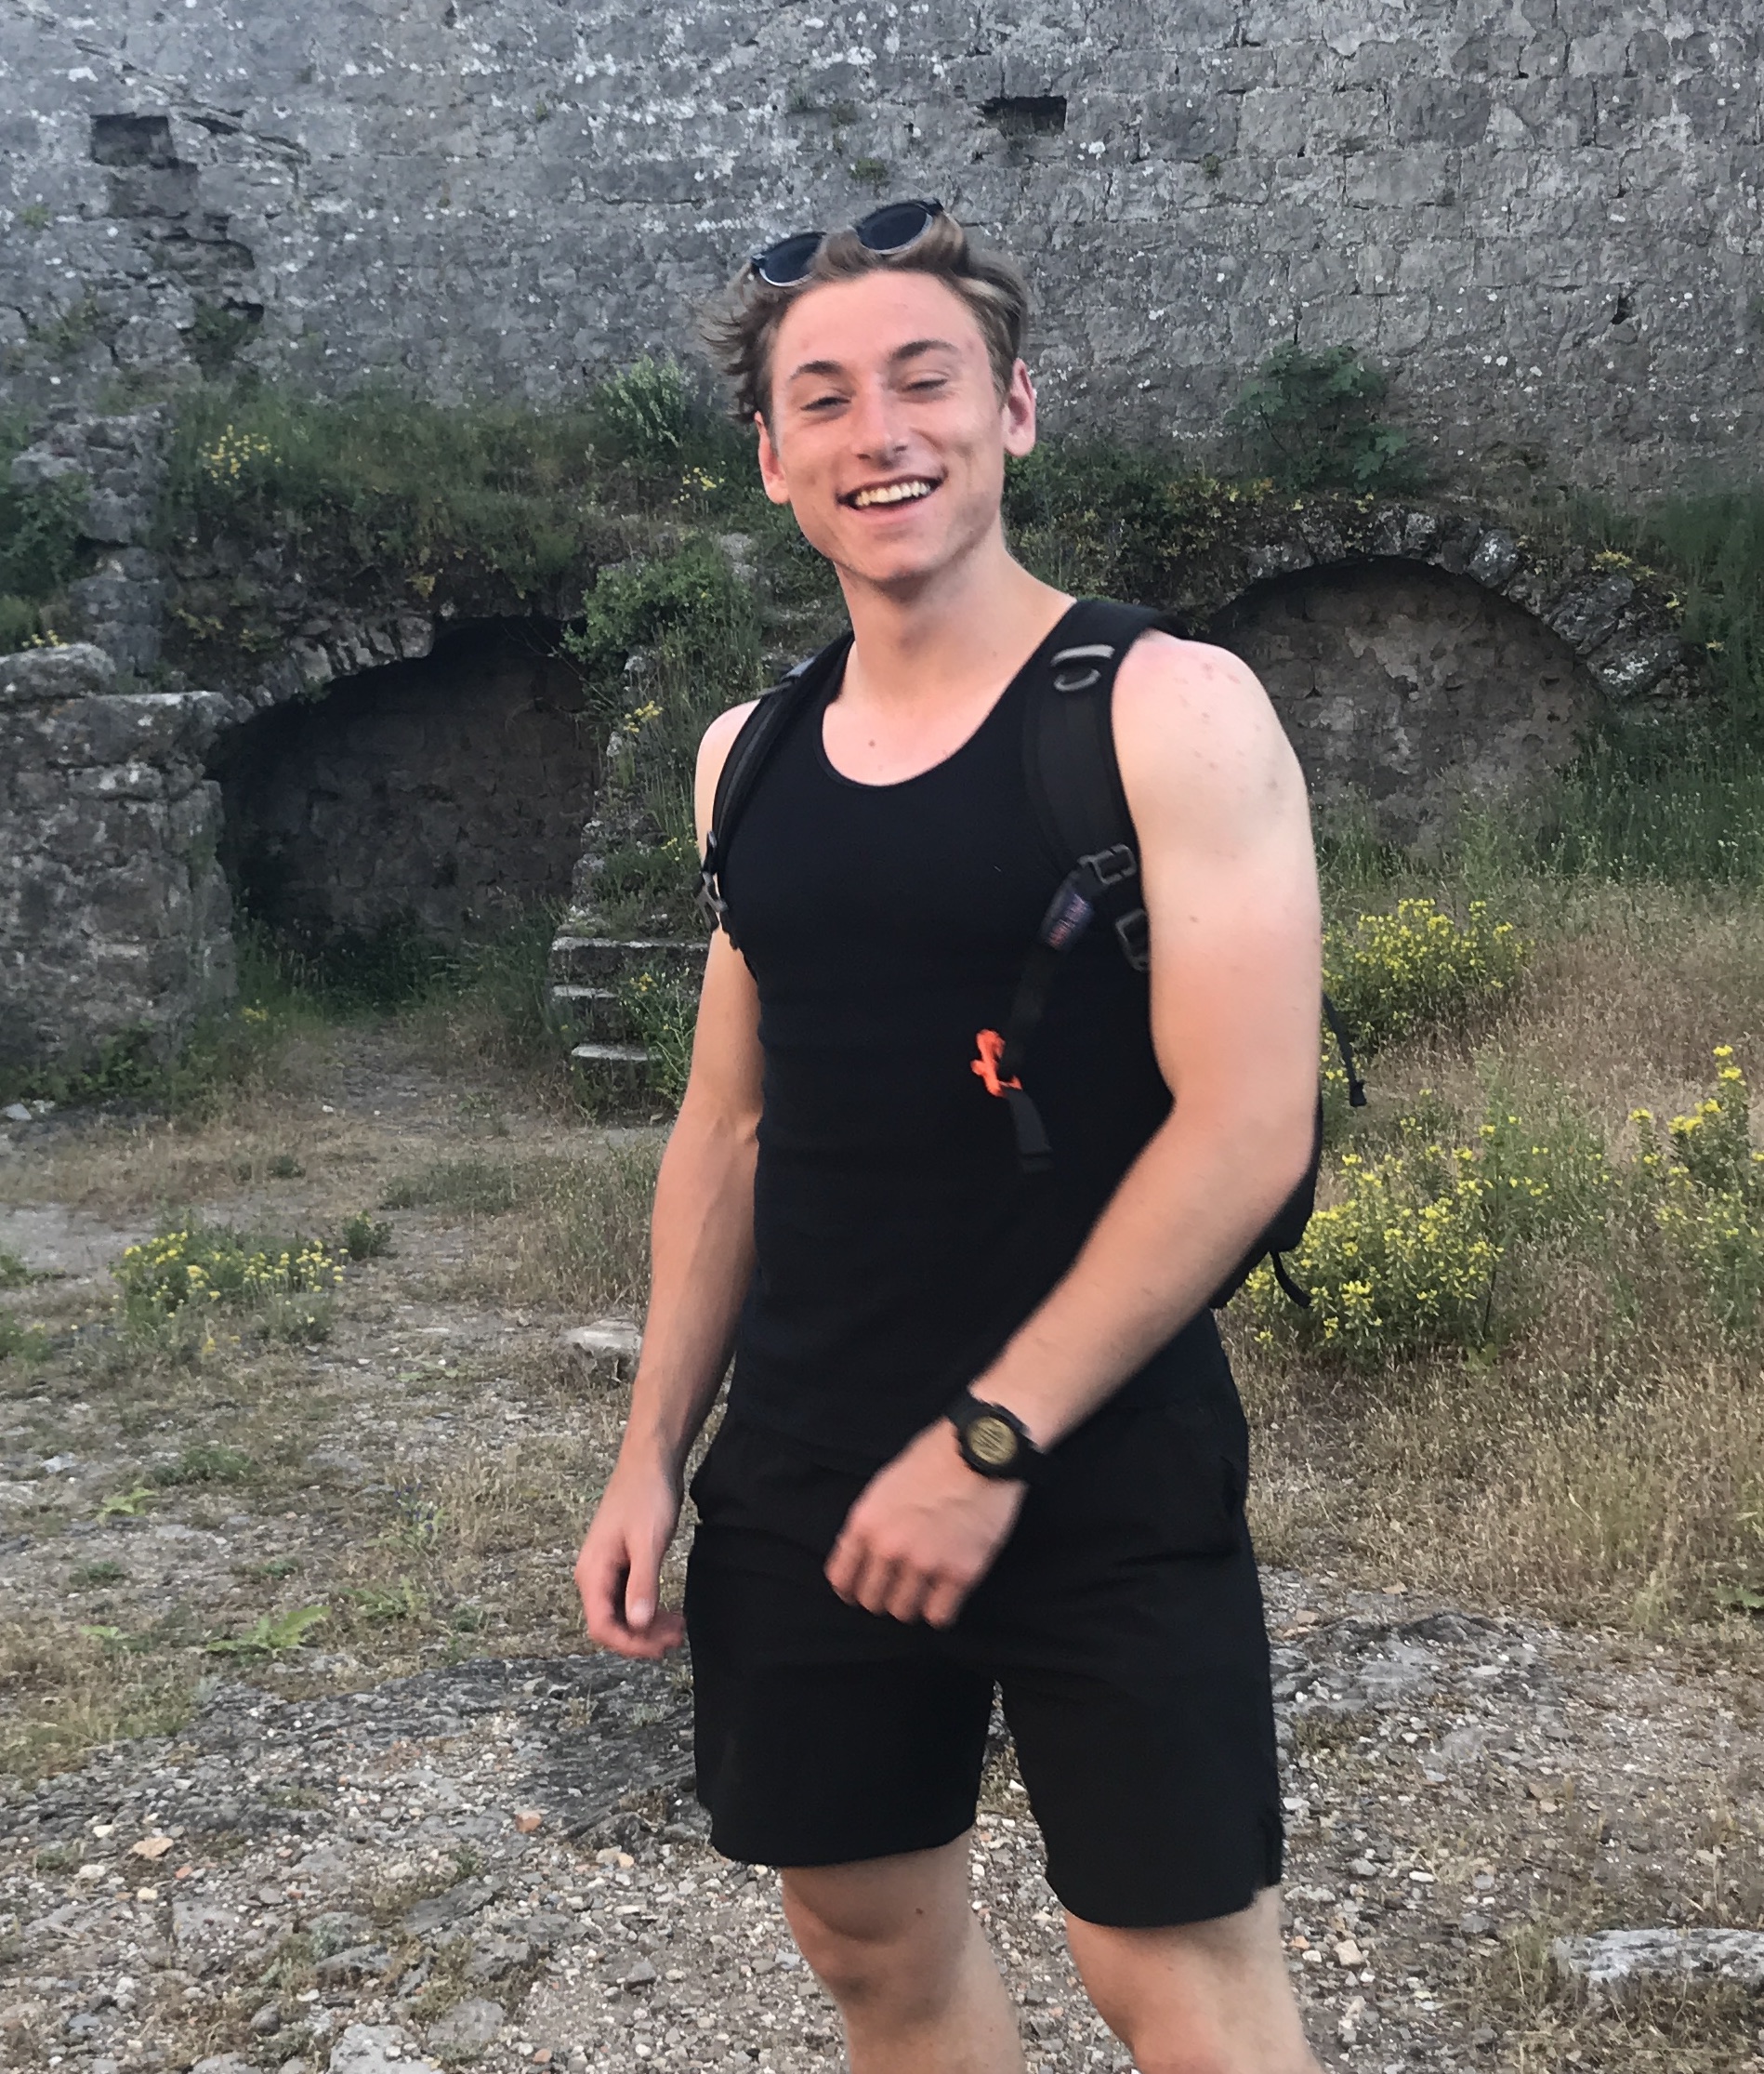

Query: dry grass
[5,878,1762,1797]
[1466,1916,1764,2074]
[0,1618,197,1778]
[430,1136,660,1313]
[1238,880,1764,1636]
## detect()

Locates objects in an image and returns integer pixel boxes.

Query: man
[575,200,1323,2074]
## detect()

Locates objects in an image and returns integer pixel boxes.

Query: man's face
[755,269,1036,590]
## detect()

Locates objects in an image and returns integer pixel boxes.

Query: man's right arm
[573,702,762,1659]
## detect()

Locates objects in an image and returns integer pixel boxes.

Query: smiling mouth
[846,477,940,509]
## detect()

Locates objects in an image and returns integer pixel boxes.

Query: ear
[755,414,792,506]
[1001,359,1037,460]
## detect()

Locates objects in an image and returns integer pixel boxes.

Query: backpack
[699,598,1365,1308]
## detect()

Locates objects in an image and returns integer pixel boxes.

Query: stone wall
[2,2,1758,497]
[215,620,599,945]
[0,644,231,1077]
[1212,561,1598,843]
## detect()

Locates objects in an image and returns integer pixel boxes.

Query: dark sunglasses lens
[854,200,939,254]
[753,231,823,286]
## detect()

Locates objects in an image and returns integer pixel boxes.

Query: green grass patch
[381,1157,527,1216]
[204,1603,329,1658]
[0,1310,50,1364]
[156,362,757,600]
[149,1442,257,1487]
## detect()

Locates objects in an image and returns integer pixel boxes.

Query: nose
[845,375,909,465]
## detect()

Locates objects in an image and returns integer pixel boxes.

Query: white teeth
[852,479,934,508]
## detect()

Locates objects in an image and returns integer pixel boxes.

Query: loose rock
[1552,1927,1764,2004]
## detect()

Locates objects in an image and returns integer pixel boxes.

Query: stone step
[568,1040,652,1103]
[549,984,626,1042]
[547,934,704,987]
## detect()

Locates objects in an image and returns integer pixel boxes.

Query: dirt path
[2,1031,1760,2073]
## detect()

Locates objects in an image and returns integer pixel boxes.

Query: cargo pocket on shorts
[1028,1394,1245,1562]
[1148,1396,1245,1557]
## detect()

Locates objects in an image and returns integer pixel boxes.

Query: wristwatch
[947,1391,1048,1485]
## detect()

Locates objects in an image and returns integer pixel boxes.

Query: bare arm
[962,633,1321,1437]
[574,702,763,1658]
[826,637,1321,1625]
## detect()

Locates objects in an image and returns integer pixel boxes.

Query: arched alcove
[214,618,597,946]
[1208,559,1600,844]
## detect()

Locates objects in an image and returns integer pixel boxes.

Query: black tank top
[718,606,1227,1471]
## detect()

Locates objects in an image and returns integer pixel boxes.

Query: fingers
[623,1529,664,1633]
[574,1530,682,1660]
[826,1533,957,1626]
[920,1574,972,1630]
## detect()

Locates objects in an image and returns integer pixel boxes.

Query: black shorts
[683,1384,1284,1929]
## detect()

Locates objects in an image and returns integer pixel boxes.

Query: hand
[574,1451,686,1659]
[825,1420,1027,1629]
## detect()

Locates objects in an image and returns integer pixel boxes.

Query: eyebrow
[783,337,964,386]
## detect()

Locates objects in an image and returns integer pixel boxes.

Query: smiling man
[574,202,1323,2074]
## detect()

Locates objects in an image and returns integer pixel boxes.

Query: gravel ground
[4,1045,1762,2073]
[3,1572,1761,2073]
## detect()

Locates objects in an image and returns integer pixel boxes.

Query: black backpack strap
[989,601,1178,1091]
[1322,991,1368,1108]
[699,632,853,948]
[968,601,1179,1174]
[1020,598,1180,972]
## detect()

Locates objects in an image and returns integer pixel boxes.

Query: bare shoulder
[1112,630,1304,837]
[693,698,762,844]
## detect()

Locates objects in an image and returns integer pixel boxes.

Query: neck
[833,522,1071,710]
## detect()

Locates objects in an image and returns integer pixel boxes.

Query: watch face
[966,1414,1020,1470]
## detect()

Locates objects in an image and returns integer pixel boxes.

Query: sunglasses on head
[747,198,946,287]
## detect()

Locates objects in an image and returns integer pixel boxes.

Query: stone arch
[1157,497,1692,843]
[1208,559,1599,844]
[211,616,597,950]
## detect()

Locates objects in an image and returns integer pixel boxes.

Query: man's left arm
[825,635,1322,1627]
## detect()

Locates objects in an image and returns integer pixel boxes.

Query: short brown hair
[700,208,1031,426]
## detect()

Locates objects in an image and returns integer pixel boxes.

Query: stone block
[1552,1928,1764,2005]
[0,644,115,707]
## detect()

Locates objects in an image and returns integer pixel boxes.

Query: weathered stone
[562,1318,643,1365]
[0,662,233,1075]
[1209,560,1600,843]
[313,1946,388,1989]
[0,4,1753,498]
[214,622,598,945]
[423,1998,505,2053]
[1551,1927,1764,2005]
[0,643,115,707]
[325,2024,434,2074]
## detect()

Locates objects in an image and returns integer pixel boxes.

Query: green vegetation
[1533,491,1764,882]
[616,969,699,1105]
[204,1603,329,1658]
[1225,340,1426,495]
[340,1211,394,1261]
[160,385,609,595]
[381,1156,526,1216]
[148,1442,257,1487]
[0,413,86,651]
[0,1309,49,1365]
[1324,898,1530,1056]
[113,1223,344,1350]
[156,361,756,607]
